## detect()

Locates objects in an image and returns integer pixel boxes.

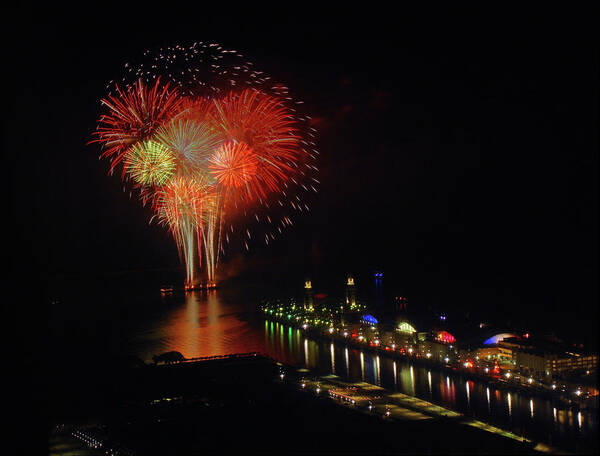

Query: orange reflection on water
[164,290,261,359]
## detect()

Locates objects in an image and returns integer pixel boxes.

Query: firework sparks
[124,140,176,186]
[92,43,318,287]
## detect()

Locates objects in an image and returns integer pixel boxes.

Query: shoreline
[262,314,597,411]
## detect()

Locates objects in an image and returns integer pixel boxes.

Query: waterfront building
[476,345,513,366]
[391,319,417,351]
[418,339,455,362]
[345,276,357,311]
[516,350,599,379]
[304,280,314,312]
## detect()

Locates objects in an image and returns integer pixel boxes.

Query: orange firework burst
[209,142,258,192]
[210,88,302,196]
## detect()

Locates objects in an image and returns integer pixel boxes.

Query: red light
[436,331,456,344]
[523,333,530,338]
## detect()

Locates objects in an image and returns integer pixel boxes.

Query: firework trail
[92,42,318,288]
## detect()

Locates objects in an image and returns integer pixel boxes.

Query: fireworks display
[91,42,318,288]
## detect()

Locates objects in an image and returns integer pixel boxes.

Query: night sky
[8,6,597,337]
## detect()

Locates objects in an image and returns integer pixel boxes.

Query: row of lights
[72,430,102,450]
[267,305,590,399]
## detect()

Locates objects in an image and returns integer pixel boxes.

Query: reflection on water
[466,380,471,406]
[59,288,596,453]
[330,343,335,374]
[428,370,432,396]
[257,320,597,452]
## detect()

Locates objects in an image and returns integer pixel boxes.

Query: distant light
[575,389,582,396]
[426,353,431,358]
[484,367,489,373]
[444,357,449,363]
[302,324,308,329]
[328,327,334,333]
[505,372,511,378]
[528,378,533,384]
[552,384,556,390]
[408,348,413,354]
[343,331,348,337]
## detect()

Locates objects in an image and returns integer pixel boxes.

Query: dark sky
[8,6,597,335]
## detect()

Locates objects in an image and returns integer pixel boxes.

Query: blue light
[483,333,517,345]
[363,314,378,324]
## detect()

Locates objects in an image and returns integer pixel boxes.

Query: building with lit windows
[516,350,598,379]
[476,345,513,364]
[418,339,455,362]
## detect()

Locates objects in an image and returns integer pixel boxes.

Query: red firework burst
[208,141,258,193]
[209,88,302,196]
[91,78,184,174]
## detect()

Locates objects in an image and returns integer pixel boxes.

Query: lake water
[49,273,598,453]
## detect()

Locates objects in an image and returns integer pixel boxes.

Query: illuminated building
[477,345,514,364]
[345,276,356,310]
[436,330,456,344]
[362,314,378,325]
[516,350,598,378]
[418,339,454,361]
[483,333,519,345]
[397,321,417,334]
[304,280,314,312]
